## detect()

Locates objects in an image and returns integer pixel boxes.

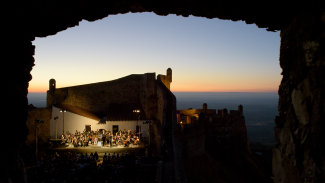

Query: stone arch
[3,1,325,183]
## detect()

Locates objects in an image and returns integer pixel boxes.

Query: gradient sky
[30,12,281,93]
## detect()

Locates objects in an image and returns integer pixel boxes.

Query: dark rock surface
[274,12,325,183]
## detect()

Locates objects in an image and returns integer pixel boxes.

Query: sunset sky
[30,12,281,93]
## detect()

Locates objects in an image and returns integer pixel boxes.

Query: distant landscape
[28,92,278,146]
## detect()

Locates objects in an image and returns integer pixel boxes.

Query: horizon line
[28,91,278,93]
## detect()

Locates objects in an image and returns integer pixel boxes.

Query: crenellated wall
[178,109,216,116]
[178,110,249,158]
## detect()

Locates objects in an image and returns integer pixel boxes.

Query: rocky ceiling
[6,0,323,39]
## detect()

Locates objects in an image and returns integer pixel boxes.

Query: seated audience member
[94,151,99,161]
[84,153,89,160]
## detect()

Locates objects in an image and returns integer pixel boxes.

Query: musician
[61,135,65,144]
[108,133,112,147]
[124,136,130,147]
[134,136,140,146]
[83,137,88,147]
[102,133,106,146]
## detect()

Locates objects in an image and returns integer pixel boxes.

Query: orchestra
[60,129,141,148]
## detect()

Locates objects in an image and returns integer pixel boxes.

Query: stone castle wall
[178,109,216,116]
[140,73,158,120]
[205,112,249,153]
[151,84,167,155]
[47,74,156,119]
[178,111,249,158]
[26,106,52,146]
[157,83,167,126]
[178,123,205,158]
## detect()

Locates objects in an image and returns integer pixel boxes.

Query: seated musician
[73,137,77,147]
[134,136,140,146]
[124,136,130,147]
[123,129,127,134]
[61,135,65,144]
[118,136,122,145]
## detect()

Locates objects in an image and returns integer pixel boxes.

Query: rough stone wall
[47,73,160,120]
[205,112,249,153]
[25,107,52,146]
[1,36,35,183]
[47,74,142,117]
[157,76,187,182]
[179,123,205,158]
[273,12,325,183]
[140,73,158,120]
[153,83,167,155]
[157,84,167,126]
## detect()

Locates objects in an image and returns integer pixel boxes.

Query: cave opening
[3,2,324,182]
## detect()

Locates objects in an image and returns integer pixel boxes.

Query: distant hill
[27,92,47,108]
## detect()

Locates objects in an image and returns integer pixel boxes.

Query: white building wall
[50,106,150,139]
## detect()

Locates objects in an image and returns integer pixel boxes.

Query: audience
[28,150,138,183]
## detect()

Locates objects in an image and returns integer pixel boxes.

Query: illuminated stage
[46,142,147,156]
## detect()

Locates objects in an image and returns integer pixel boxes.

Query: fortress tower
[167,68,172,82]
[49,78,56,92]
[238,104,243,117]
[222,108,228,117]
[47,79,56,107]
[203,103,207,114]
[158,68,172,90]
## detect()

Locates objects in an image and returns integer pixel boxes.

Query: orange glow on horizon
[171,89,278,92]
[29,87,48,93]
[28,86,278,93]
[28,76,280,93]
[171,84,279,93]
